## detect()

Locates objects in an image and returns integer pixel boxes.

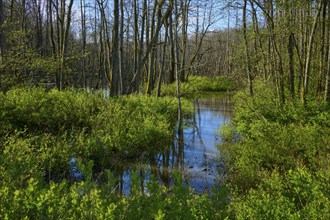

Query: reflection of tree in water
[112,95,233,195]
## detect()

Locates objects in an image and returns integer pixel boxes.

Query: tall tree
[51,0,74,90]
[243,0,253,96]
[0,0,3,79]
[325,2,330,102]
[111,0,119,95]
[119,0,124,94]
[80,0,87,88]
[127,0,173,93]
[301,0,323,103]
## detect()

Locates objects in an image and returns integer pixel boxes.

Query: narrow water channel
[178,95,233,192]
[113,94,233,194]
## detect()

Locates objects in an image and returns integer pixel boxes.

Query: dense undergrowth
[2,79,329,219]
[0,87,195,174]
[159,75,238,98]
[0,87,231,219]
[219,81,330,219]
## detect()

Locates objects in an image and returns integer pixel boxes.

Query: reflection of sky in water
[180,97,233,193]
[114,96,233,195]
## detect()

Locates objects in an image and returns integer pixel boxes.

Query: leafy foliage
[0,87,230,219]
[160,75,238,98]
[0,169,228,220]
[219,82,330,219]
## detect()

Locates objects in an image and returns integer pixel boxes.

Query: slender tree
[243,0,253,96]
[301,0,323,103]
[111,0,119,96]
[0,0,3,73]
[80,0,87,88]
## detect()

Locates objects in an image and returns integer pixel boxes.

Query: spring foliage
[159,75,238,98]
[219,82,330,219]
[0,87,231,219]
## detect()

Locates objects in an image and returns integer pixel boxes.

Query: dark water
[109,94,233,194]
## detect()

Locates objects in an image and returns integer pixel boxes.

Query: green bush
[229,168,330,220]
[0,87,194,180]
[0,87,228,219]
[218,123,237,143]
[160,75,238,98]
[219,82,330,219]
[0,166,226,219]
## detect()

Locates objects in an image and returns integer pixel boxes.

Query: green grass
[159,75,238,98]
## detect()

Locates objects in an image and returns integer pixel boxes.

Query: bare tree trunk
[254,0,285,103]
[80,0,87,88]
[47,0,57,86]
[111,0,119,96]
[317,1,328,97]
[133,0,147,92]
[168,14,176,84]
[119,0,124,95]
[180,0,188,82]
[174,0,182,130]
[133,0,139,83]
[146,0,158,95]
[226,3,230,75]
[325,3,330,102]
[0,0,3,85]
[97,22,104,89]
[97,0,111,88]
[325,41,330,102]
[288,32,295,100]
[250,0,266,80]
[157,17,169,97]
[243,0,253,96]
[53,0,74,90]
[285,1,295,100]
[127,0,172,93]
[32,0,43,53]
[296,7,306,97]
[301,0,322,104]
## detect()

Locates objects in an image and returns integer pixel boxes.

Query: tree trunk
[301,0,323,104]
[288,32,295,100]
[243,0,253,96]
[174,0,182,130]
[317,1,328,97]
[80,0,86,88]
[325,3,330,102]
[127,0,172,93]
[133,0,139,83]
[168,14,176,84]
[0,0,3,85]
[250,0,266,80]
[111,0,119,96]
[180,0,188,82]
[325,40,330,102]
[146,0,158,95]
[119,0,124,95]
[157,17,169,97]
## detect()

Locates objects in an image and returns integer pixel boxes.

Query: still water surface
[111,95,233,194]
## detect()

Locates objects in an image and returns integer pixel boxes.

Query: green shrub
[219,82,330,219]
[0,167,226,219]
[218,123,237,143]
[160,75,238,98]
[229,168,330,220]
[0,87,228,219]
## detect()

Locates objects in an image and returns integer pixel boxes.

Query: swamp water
[68,94,233,194]
[106,94,234,194]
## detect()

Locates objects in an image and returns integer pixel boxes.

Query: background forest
[0,0,329,102]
